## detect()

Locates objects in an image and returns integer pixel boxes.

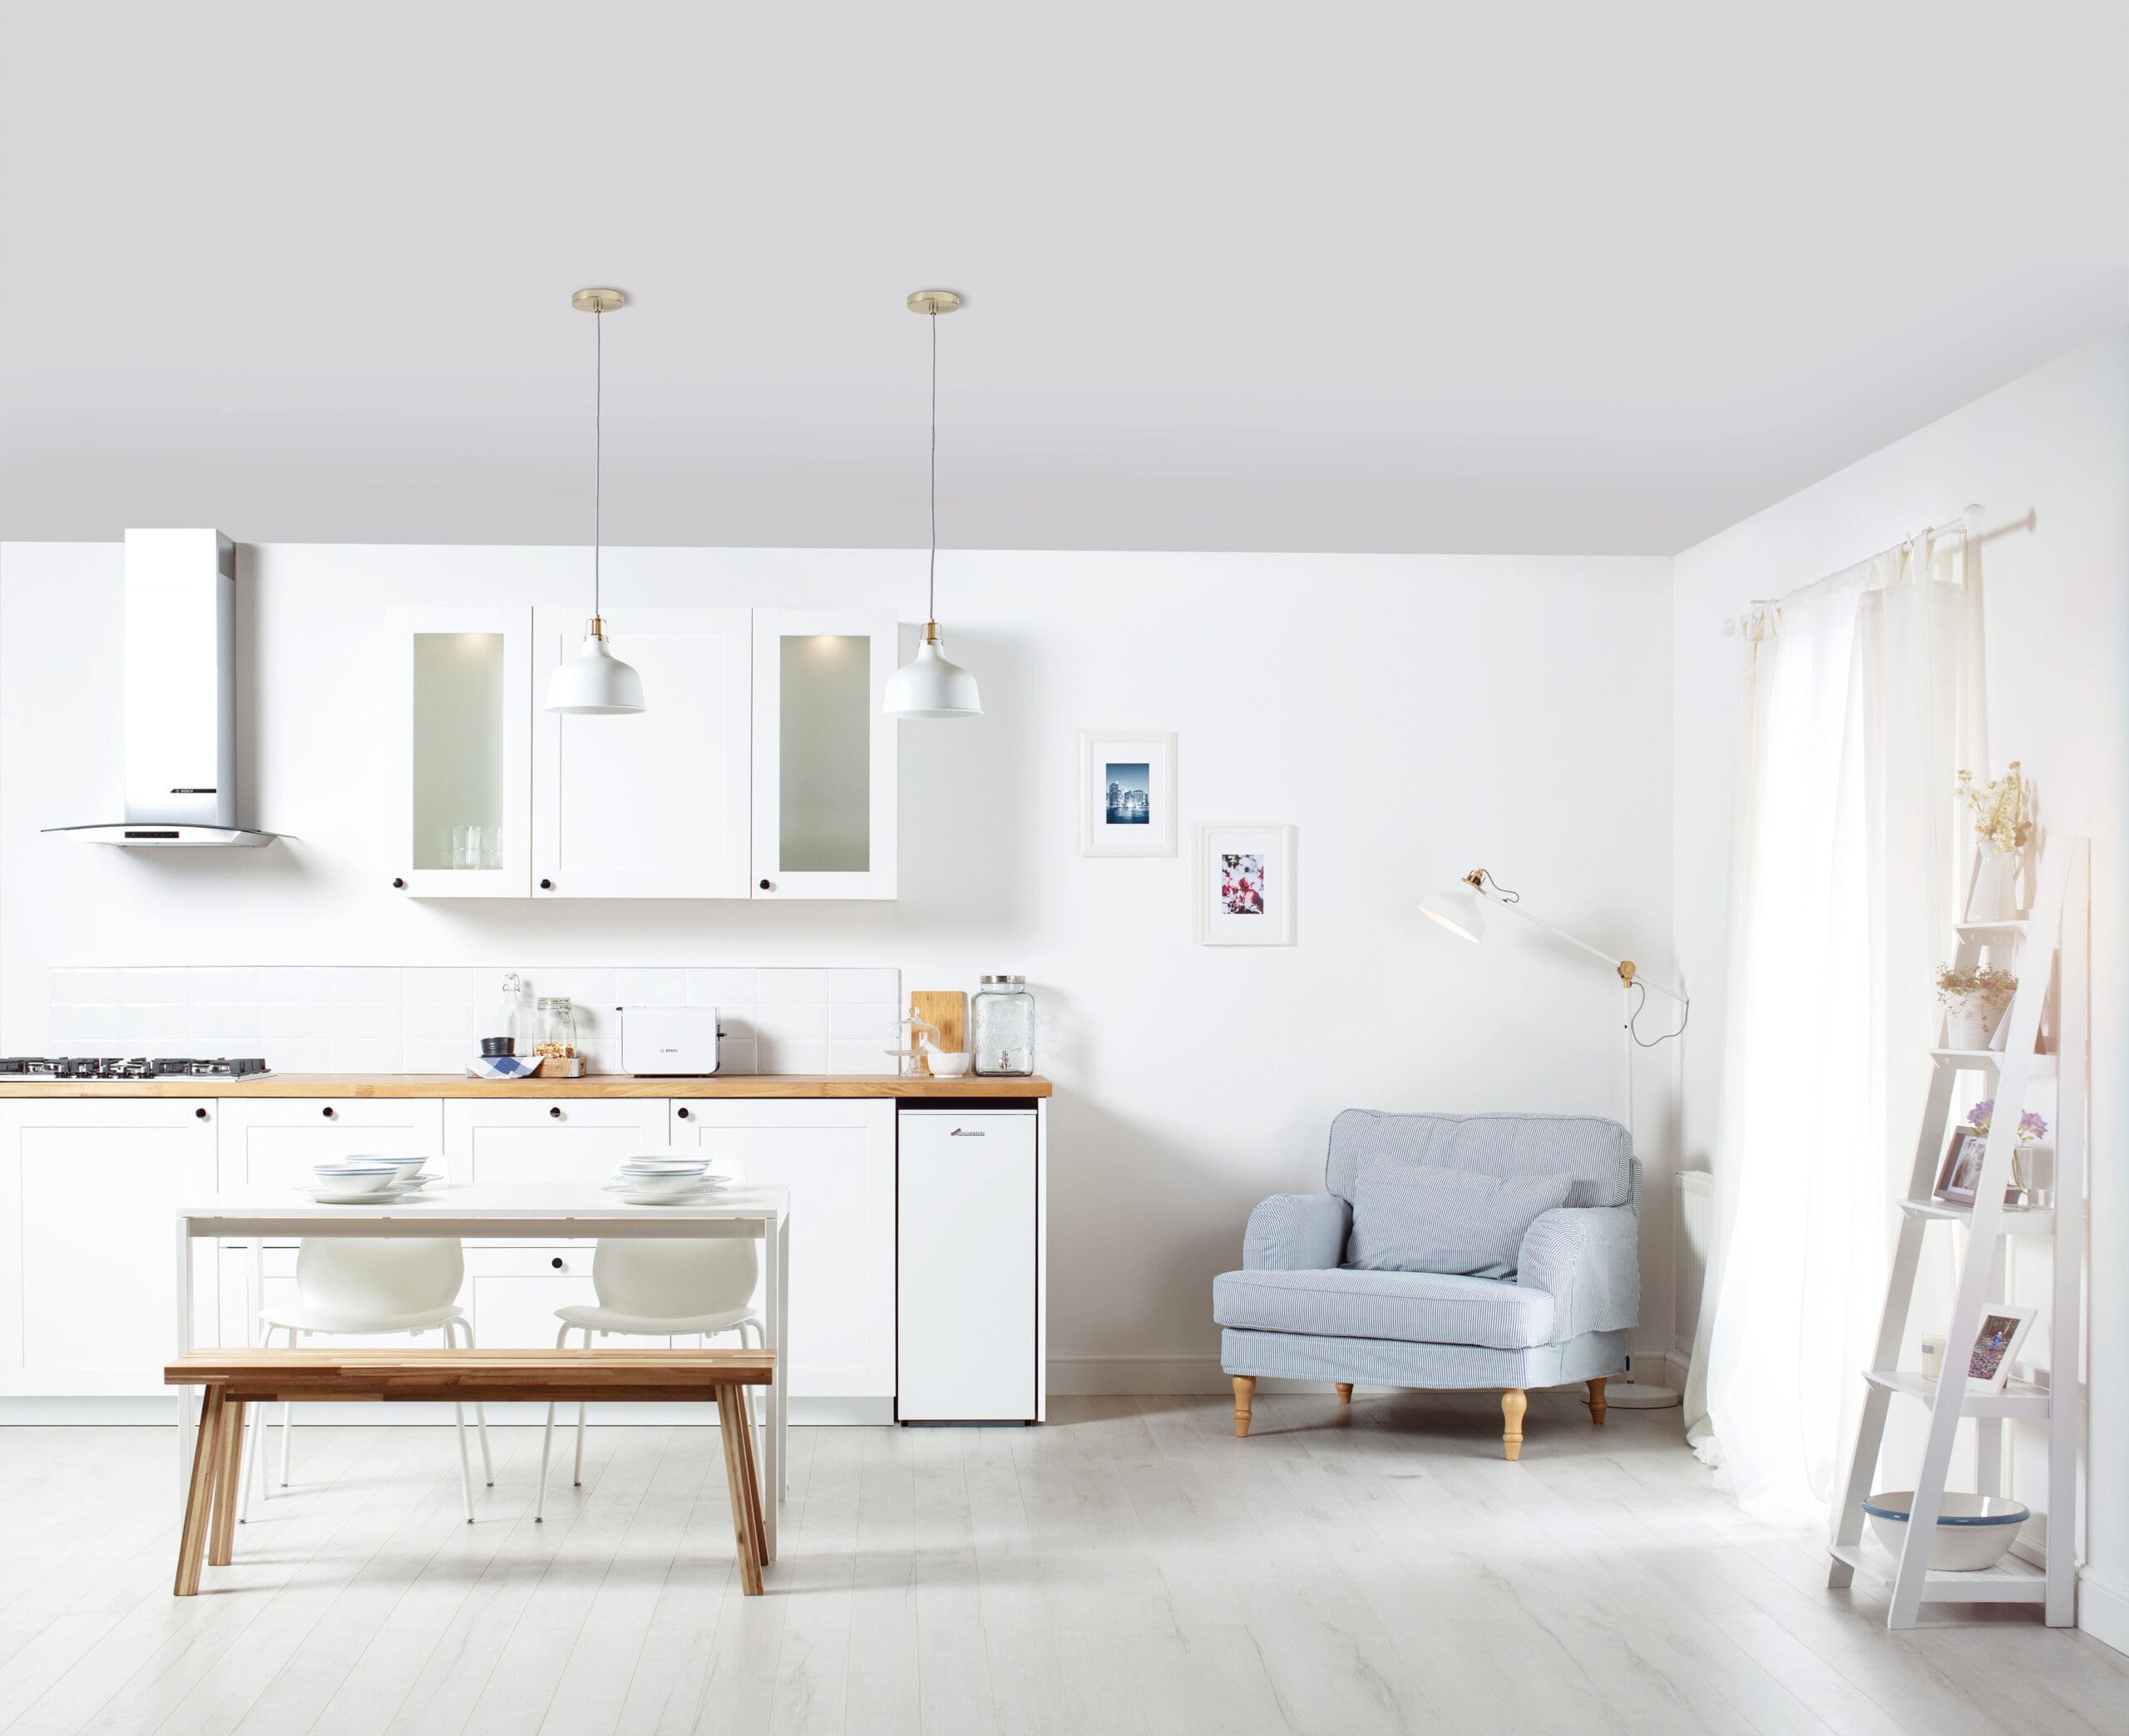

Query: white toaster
[618,1005,720,1077]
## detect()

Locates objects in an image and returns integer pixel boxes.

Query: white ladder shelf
[1828,835,2088,1629]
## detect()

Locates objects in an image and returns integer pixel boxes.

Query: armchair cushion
[1346,1162,1574,1278]
[1213,1266,1557,1352]
[1325,1110,1633,1209]
[1515,1203,1641,1339]
[1242,1191,1351,1271]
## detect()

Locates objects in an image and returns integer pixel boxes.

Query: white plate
[304,1186,416,1206]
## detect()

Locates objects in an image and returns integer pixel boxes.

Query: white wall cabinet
[0,1099,219,1395]
[531,607,753,900]
[670,1097,896,1410]
[387,607,534,897]
[750,609,898,900]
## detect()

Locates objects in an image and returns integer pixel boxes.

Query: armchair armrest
[1242,1193,1351,1271]
[1516,1204,1640,1341]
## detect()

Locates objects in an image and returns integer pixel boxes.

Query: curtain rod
[1721,501,1990,635]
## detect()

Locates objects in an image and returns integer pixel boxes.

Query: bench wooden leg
[208,1399,245,1567]
[1502,1388,1527,1461]
[1336,1383,1354,1406]
[715,1385,765,1595]
[175,1388,224,1596]
[1588,1378,1608,1426]
[1232,1375,1255,1438]
[729,1386,770,1571]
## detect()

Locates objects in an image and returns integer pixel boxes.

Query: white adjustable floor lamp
[1419,867,1690,1409]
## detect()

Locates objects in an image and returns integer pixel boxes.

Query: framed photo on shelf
[1079,732,1177,857]
[1196,823,1297,946]
[1935,1127,1992,1203]
[1964,1304,2038,1393]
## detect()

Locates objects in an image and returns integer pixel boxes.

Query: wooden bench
[165,1347,775,1598]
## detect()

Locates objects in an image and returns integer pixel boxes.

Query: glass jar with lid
[534,996,578,1069]
[971,975,1035,1076]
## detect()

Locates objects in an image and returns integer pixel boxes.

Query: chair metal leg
[279,1327,300,1485]
[536,1321,568,1521]
[573,1327,590,1486]
[451,1319,496,1485]
[240,1333,269,1522]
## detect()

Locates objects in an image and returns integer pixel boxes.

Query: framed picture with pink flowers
[1197,823,1296,945]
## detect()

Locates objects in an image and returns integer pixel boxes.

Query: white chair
[243,1237,494,1525]
[537,1153,762,1521]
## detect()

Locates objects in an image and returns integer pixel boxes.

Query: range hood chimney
[44,529,276,846]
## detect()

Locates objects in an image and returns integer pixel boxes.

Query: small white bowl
[345,1155,429,1185]
[926,1053,974,1078]
[605,1171,701,1198]
[1863,1490,2029,1571]
[310,1165,401,1195]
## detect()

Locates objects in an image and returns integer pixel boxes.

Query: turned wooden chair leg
[1501,1388,1527,1462]
[1335,1383,1354,1406]
[1232,1375,1256,1438]
[1587,1378,1608,1426]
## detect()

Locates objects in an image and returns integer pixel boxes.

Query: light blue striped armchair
[1214,1110,1639,1458]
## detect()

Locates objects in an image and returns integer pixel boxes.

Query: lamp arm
[1480,891,1687,1005]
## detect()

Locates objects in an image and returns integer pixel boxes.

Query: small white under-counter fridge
[897,1107,1040,1423]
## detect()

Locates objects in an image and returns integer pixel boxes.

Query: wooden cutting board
[909,991,966,1073]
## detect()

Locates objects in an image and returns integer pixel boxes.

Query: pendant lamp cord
[593,309,604,623]
[927,308,938,623]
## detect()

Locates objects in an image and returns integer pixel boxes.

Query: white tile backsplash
[50,964,902,1078]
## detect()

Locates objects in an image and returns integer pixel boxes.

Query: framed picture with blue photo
[1079,731,1177,856]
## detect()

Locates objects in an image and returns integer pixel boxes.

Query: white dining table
[173,1183,792,1558]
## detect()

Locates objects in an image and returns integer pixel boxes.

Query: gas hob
[0,1057,270,1081]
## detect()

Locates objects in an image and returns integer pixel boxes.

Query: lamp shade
[1419,882,1484,942]
[545,629,645,714]
[883,635,981,719]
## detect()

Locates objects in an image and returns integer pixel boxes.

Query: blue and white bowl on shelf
[1863,1490,2029,1571]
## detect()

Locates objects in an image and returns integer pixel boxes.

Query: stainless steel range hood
[44,529,277,846]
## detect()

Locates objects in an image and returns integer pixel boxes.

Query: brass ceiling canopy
[906,289,962,316]
[571,287,626,313]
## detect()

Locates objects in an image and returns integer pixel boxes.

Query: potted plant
[1956,762,2032,921]
[1936,962,2017,1049]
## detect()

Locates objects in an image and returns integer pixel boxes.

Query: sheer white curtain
[1685,532,1981,1526]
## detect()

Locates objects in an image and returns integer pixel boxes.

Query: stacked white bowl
[310,1158,403,1197]
[607,1152,714,1201]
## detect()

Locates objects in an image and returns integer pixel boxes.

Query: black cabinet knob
[551,1256,565,1270]
[194,1107,209,1120]
[321,1106,335,1118]
[539,878,555,890]
[758,878,772,890]
[677,1107,691,1120]
[391,877,406,889]
[548,1106,562,1119]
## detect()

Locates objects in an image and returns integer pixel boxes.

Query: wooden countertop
[0,1073,1053,1100]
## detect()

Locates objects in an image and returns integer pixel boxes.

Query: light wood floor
[0,1388,2122,1734]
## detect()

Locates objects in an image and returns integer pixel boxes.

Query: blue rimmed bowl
[1863,1490,2028,1571]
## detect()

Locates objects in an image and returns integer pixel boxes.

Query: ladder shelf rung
[1827,1540,2047,1604]
[1861,1369,2050,1418]
[1952,919,2029,936]
[1898,1196,2055,1234]
[1929,1048,2057,1076]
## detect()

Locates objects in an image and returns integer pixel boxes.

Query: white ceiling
[2,3,2123,555]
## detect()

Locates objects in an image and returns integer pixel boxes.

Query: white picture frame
[1964,1304,2038,1393]
[1079,732,1177,856]
[1196,823,1297,946]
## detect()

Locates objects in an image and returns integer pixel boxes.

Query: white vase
[1967,851,2020,922]
[1945,997,1989,1049]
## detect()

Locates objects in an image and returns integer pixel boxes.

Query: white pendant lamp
[546,287,645,715]
[884,289,981,719]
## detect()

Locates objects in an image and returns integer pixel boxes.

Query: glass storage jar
[534,996,578,1064]
[971,975,1035,1076]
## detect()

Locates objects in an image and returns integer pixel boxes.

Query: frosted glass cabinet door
[750,610,898,899]
[532,608,752,899]
[387,607,532,897]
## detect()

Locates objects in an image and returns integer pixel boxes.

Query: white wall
[1671,328,2129,1650]
[0,541,1679,1391]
